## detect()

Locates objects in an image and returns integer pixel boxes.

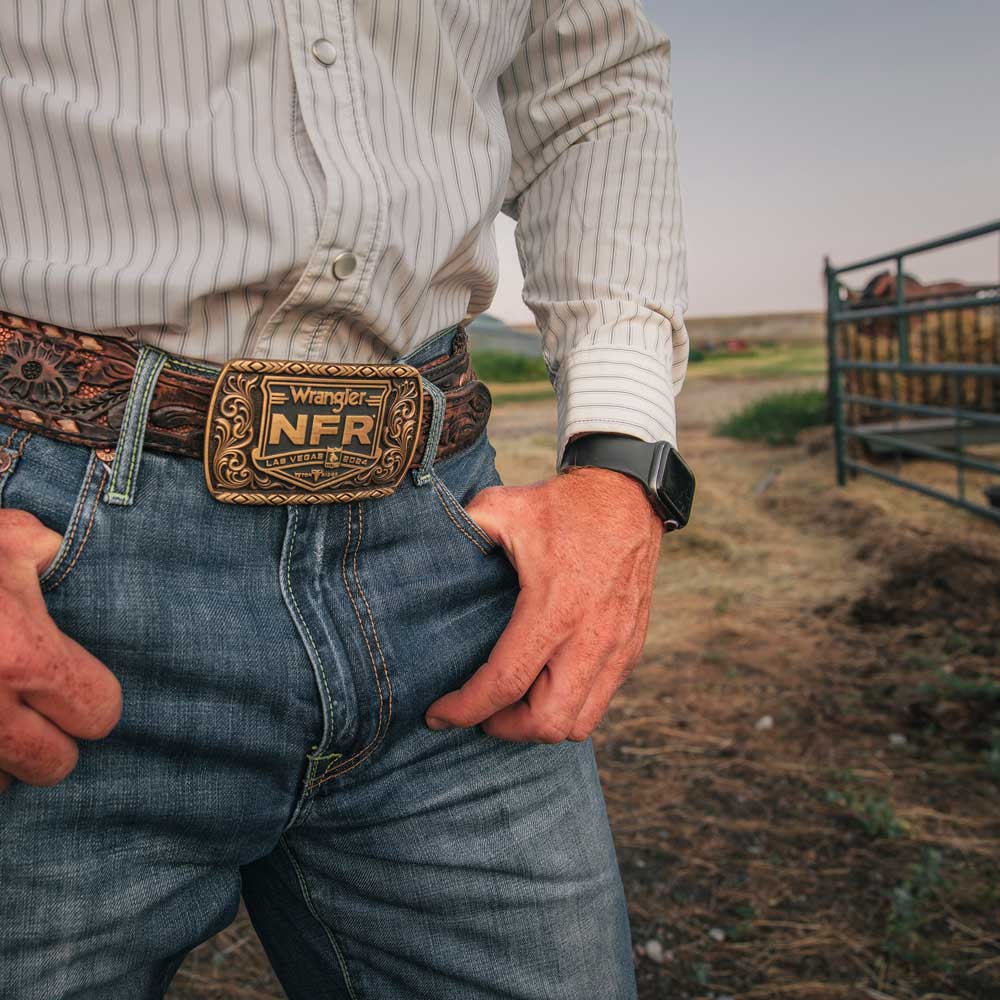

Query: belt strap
[0,311,492,478]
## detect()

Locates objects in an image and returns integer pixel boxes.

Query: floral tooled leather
[0,312,490,466]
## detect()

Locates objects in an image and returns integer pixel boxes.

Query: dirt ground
[171,373,1000,1000]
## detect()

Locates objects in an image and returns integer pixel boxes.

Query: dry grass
[170,377,1000,1000]
[596,430,1000,999]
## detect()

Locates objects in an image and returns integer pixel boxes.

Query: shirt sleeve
[497,0,689,462]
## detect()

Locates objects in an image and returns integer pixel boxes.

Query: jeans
[0,330,637,999]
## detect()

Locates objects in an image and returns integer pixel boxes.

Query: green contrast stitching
[39,451,99,586]
[164,356,219,376]
[45,467,107,592]
[106,351,167,503]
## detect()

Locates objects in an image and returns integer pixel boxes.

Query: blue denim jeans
[0,331,637,999]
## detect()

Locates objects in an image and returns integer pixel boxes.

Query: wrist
[560,465,664,533]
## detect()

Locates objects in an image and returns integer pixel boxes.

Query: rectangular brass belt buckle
[204,359,424,504]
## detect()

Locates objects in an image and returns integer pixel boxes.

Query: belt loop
[411,379,445,487]
[104,345,168,507]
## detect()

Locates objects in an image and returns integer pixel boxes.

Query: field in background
[471,310,825,359]
[685,311,825,348]
[483,310,825,351]
[483,341,829,409]
[170,351,999,1000]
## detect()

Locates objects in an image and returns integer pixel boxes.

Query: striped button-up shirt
[0,1,688,457]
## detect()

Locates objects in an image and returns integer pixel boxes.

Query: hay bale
[840,273,999,423]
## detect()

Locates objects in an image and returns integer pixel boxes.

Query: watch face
[657,448,695,525]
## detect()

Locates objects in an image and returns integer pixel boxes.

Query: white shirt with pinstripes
[0,1,688,458]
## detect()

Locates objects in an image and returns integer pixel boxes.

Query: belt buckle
[204,359,424,505]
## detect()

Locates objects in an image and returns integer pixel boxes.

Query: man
[0,2,691,997]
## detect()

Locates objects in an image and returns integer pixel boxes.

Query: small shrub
[716,389,828,446]
[917,672,1000,705]
[825,778,907,839]
[727,905,756,941]
[689,962,711,987]
[986,734,1000,782]
[943,631,972,654]
[901,651,944,671]
[472,350,549,383]
[856,793,908,839]
[884,849,945,963]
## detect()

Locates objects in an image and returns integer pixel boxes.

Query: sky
[491,0,1000,323]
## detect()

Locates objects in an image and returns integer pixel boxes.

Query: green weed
[472,350,549,383]
[689,342,827,380]
[716,389,828,446]
[986,734,1000,782]
[727,905,756,941]
[489,388,555,406]
[825,778,907,839]
[917,672,1000,705]
[884,848,945,964]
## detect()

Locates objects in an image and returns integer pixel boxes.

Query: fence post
[896,255,910,364]
[825,256,847,486]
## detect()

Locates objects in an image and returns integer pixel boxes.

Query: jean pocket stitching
[38,452,106,593]
[430,473,495,556]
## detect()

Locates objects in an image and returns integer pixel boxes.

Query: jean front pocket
[0,424,108,594]
[429,469,498,557]
[425,428,506,559]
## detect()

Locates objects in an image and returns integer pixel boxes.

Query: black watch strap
[561,434,657,485]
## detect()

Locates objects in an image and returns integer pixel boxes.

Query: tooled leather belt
[0,310,492,504]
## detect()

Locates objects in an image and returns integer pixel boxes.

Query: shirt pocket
[0,424,108,594]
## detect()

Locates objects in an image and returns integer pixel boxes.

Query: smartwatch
[559,433,695,531]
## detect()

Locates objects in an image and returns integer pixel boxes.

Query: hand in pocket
[0,510,122,792]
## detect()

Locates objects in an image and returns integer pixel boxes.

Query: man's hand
[425,467,663,743]
[0,510,122,792]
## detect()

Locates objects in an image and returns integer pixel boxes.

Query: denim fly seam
[306,502,393,789]
[104,345,169,506]
[303,365,450,788]
[278,506,339,820]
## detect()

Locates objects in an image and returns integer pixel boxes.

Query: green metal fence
[825,220,1000,525]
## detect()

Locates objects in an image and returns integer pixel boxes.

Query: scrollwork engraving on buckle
[204,359,424,504]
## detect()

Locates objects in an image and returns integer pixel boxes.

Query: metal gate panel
[826,220,1000,525]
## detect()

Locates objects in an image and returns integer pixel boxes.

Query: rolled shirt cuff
[553,340,681,465]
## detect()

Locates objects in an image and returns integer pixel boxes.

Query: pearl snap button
[311,39,338,66]
[331,251,358,279]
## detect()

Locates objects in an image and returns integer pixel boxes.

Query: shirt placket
[253,0,387,362]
